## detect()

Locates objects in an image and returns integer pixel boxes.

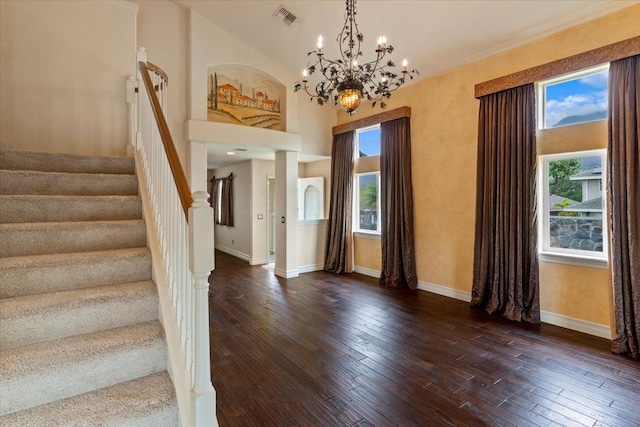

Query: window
[355,124,381,157]
[539,149,607,265]
[354,172,380,233]
[539,64,609,129]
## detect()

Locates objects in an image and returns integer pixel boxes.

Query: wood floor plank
[208,251,640,426]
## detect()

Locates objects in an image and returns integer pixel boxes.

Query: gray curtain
[471,83,540,324]
[608,54,640,359]
[324,131,355,274]
[379,117,417,289]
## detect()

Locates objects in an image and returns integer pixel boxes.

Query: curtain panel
[209,177,220,224]
[471,83,540,324]
[379,117,418,289]
[324,131,355,274]
[209,174,233,226]
[608,54,640,359]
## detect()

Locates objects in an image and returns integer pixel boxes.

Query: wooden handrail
[146,61,169,85]
[138,61,193,216]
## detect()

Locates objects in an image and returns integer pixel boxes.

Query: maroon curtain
[379,117,417,289]
[210,174,233,226]
[471,83,540,324]
[324,131,355,274]
[608,54,640,359]
[209,177,220,224]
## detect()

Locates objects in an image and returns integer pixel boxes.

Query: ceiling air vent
[273,5,297,26]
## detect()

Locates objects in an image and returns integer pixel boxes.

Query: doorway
[267,176,276,263]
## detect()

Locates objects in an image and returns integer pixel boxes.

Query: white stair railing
[133,46,217,427]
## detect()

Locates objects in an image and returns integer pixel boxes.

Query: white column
[188,191,217,425]
[275,151,299,278]
[188,140,209,193]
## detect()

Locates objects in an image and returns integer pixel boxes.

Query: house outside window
[354,172,380,233]
[539,149,607,265]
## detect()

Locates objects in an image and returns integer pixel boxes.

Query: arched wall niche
[206,64,286,131]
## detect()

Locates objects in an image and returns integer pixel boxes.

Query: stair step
[0,281,159,350]
[0,195,142,224]
[0,371,178,427]
[0,247,152,298]
[0,220,147,257]
[0,149,135,175]
[0,170,138,196]
[0,321,167,416]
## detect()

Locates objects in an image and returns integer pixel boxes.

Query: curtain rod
[332,106,411,135]
[475,36,640,98]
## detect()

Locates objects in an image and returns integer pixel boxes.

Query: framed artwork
[207,65,285,131]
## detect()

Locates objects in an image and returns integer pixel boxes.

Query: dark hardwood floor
[208,251,640,426]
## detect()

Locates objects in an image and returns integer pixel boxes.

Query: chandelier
[294,0,418,115]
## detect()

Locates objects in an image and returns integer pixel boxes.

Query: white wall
[0,0,137,155]
[211,161,252,260]
[135,0,189,165]
[250,159,275,265]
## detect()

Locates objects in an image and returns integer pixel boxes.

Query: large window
[539,149,607,264]
[539,64,609,129]
[354,172,380,233]
[355,125,381,158]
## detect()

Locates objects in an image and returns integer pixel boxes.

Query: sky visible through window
[358,127,380,157]
[545,69,608,128]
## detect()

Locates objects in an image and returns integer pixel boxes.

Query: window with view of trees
[540,149,607,260]
[355,173,380,233]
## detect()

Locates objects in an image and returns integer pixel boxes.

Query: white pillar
[188,141,209,193]
[275,151,299,278]
[188,191,217,425]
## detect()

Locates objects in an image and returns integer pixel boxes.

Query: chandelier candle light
[295,0,418,115]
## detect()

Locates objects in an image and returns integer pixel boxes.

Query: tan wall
[338,5,640,329]
[0,0,137,155]
[354,235,381,272]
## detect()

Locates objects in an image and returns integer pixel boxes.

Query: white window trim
[355,124,381,159]
[538,149,608,268]
[353,172,381,235]
[537,63,609,130]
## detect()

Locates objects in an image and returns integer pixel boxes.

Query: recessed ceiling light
[226,151,235,155]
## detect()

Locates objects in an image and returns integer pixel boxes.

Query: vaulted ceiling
[176,0,638,169]
[179,0,636,85]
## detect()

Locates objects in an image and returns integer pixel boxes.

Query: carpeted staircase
[0,148,179,426]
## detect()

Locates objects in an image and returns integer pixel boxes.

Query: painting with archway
[207,65,285,131]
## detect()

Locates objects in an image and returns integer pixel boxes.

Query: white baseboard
[417,280,472,302]
[215,245,250,262]
[353,266,380,278]
[250,257,268,266]
[541,310,611,339]
[297,263,323,274]
[274,267,299,278]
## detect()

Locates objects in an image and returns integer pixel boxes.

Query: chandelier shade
[294,0,418,115]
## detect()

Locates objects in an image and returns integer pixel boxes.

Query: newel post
[134,46,147,151]
[188,191,217,425]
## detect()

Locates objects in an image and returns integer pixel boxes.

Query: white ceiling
[177,0,638,169]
